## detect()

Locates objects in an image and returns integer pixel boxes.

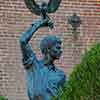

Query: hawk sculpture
[24,0,62,19]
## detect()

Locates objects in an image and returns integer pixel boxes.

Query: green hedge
[0,96,6,100]
[54,43,100,100]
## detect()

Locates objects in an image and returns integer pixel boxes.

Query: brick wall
[0,0,100,99]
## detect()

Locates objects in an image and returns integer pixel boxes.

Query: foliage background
[54,43,100,100]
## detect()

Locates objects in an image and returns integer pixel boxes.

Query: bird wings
[24,0,62,16]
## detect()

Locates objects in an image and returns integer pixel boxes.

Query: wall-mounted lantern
[68,13,81,39]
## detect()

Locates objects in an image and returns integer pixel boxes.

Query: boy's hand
[41,16,54,29]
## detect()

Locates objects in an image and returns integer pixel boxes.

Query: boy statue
[19,16,66,100]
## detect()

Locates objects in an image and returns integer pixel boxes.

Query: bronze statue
[19,0,66,100]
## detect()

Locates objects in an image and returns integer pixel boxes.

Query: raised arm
[20,20,46,45]
[20,16,53,45]
[19,17,53,69]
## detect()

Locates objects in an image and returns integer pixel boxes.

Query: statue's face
[50,42,62,60]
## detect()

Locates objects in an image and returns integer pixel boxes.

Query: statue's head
[40,35,62,60]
